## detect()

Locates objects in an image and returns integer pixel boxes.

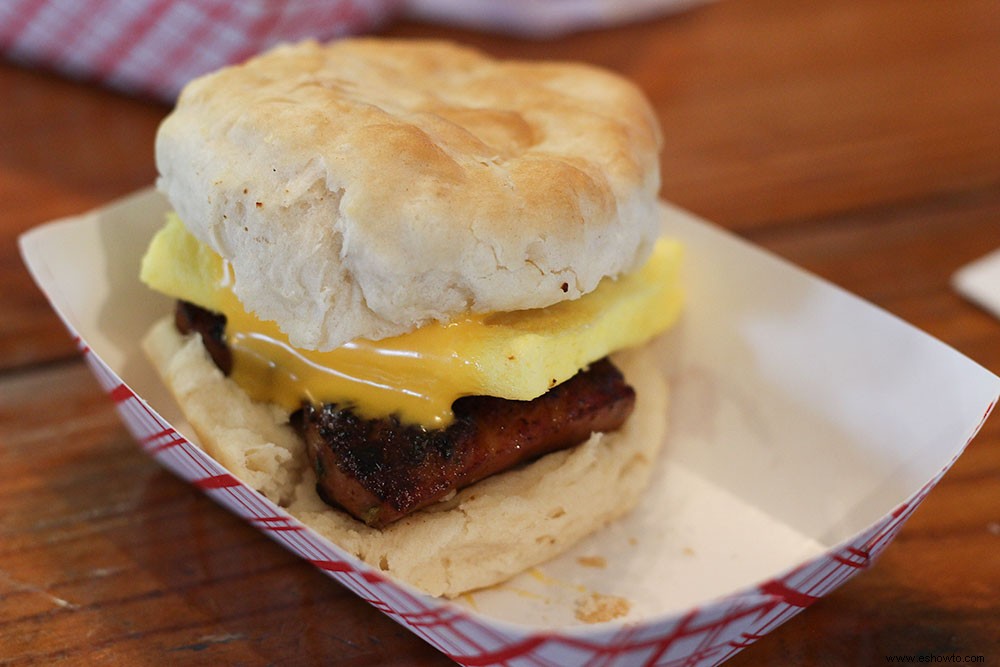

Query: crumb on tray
[574,592,631,624]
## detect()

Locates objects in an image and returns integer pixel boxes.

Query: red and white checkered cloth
[0,0,400,101]
[0,0,707,102]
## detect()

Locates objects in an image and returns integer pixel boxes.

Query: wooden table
[2,0,998,663]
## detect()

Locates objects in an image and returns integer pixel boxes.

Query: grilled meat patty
[175,300,636,527]
[294,358,635,527]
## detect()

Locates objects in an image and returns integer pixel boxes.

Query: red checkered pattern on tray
[0,0,398,101]
[72,330,995,666]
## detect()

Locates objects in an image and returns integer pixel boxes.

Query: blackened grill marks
[296,359,635,527]
[174,299,636,528]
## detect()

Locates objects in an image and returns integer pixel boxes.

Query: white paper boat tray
[19,188,999,666]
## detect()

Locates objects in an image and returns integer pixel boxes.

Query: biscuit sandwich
[139,38,682,597]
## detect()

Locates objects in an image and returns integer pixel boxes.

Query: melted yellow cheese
[141,214,682,427]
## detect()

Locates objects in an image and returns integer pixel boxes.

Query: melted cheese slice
[141,214,682,427]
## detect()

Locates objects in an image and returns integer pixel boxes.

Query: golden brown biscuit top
[156,38,663,350]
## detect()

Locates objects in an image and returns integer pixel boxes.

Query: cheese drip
[141,214,683,427]
[221,296,486,427]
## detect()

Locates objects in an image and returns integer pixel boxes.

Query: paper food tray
[19,188,999,666]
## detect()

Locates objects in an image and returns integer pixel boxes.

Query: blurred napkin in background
[0,0,399,102]
[954,250,1000,322]
[0,0,707,102]
[403,0,710,37]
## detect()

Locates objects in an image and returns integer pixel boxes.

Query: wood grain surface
[2,0,998,664]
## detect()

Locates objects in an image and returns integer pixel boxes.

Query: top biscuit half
[155,38,664,351]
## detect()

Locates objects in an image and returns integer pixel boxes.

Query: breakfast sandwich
[139,38,682,597]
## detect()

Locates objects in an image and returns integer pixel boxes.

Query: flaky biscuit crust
[156,39,663,350]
